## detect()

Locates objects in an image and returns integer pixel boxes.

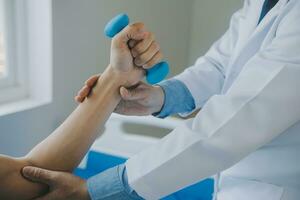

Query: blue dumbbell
[104,13,169,85]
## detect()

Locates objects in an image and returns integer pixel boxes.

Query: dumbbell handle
[104,13,169,84]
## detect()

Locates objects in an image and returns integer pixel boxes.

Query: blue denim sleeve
[87,164,143,200]
[154,79,196,118]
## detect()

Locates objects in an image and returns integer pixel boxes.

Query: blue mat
[74,151,214,200]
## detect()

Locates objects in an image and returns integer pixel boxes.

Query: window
[0,0,6,77]
[0,0,28,103]
[0,0,52,116]
[0,32,4,74]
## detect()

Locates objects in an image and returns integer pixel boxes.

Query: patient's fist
[109,22,163,86]
[110,23,146,73]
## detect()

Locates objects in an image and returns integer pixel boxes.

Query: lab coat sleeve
[125,4,300,199]
[174,3,247,113]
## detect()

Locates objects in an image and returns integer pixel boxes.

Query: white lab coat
[125,0,300,199]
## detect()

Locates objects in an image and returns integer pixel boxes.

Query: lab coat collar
[222,0,290,94]
[254,0,288,35]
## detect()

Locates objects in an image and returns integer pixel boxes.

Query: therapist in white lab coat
[22,0,300,199]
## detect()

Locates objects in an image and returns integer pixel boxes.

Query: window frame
[0,0,29,103]
[0,0,52,116]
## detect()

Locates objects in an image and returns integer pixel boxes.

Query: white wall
[0,0,243,157]
[0,0,4,31]
[188,0,243,65]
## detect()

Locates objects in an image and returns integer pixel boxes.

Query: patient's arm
[26,67,124,172]
[0,22,152,200]
[0,66,130,200]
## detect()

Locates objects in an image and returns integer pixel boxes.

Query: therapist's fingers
[120,86,148,101]
[134,41,160,67]
[115,100,149,116]
[75,95,84,103]
[78,86,90,98]
[75,74,101,103]
[22,166,58,185]
[75,86,90,103]
[85,74,100,87]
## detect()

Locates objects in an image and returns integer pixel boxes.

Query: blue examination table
[75,151,214,200]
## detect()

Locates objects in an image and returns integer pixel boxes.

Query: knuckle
[130,22,145,32]
[140,54,148,62]
[135,22,145,29]
[157,51,163,59]
[128,24,135,30]
[32,169,43,178]
[134,58,142,66]
[134,43,144,53]
[143,63,151,69]
[145,60,155,69]
[144,52,163,69]
[138,54,149,65]
[78,89,85,96]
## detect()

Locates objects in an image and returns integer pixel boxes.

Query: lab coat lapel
[254,0,288,34]
[223,0,288,93]
[245,0,290,48]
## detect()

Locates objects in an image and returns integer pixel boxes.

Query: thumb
[116,22,147,43]
[120,86,147,101]
[22,166,58,185]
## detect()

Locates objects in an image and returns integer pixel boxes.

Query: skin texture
[75,28,165,116]
[0,66,125,200]
[76,76,165,116]
[0,156,46,199]
[22,167,90,200]
[0,22,163,200]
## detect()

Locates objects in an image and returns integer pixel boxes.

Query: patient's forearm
[26,66,123,171]
[0,66,125,200]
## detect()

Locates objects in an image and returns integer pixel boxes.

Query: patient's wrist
[107,64,144,88]
[88,65,128,104]
[91,65,143,100]
[104,65,128,86]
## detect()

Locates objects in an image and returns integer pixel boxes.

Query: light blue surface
[87,164,142,200]
[75,151,213,200]
[104,13,169,84]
